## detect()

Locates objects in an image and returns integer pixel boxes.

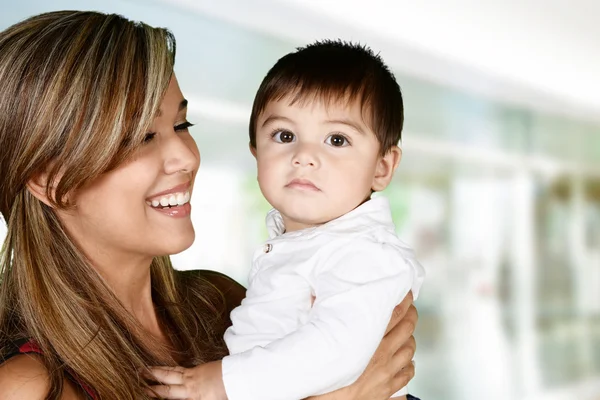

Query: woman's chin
[156,231,196,257]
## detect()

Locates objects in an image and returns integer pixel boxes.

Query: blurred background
[1,0,599,399]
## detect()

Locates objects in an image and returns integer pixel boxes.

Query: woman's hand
[307,292,418,400]
[145,361,227,400]
[146,292,417,400]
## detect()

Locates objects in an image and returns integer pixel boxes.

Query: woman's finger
[392,335,416,370]
[379,304,417,360]
[146,366,186,385]
[386,304,417,347]
[146,384,187,399]
[392,361,415,391]
[377,303,417,362]
[385,291,414,335]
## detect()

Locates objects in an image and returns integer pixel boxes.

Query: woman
[0,11,418,400]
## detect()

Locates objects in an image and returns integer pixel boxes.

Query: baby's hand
[145,365,201,399]
[145,362,226,400]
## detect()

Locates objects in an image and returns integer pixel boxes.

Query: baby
[154,40,425,400]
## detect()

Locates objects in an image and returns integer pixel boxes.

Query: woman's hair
[0,11,227,399]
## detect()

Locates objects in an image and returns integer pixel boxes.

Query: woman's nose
[163,134,200,175]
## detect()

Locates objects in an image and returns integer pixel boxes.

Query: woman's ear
[249,142,257,159]
[372,146,402,192]
[26,171,60,208]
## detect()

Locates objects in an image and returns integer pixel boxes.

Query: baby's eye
[325,134,350,147]
[272,130,296,143]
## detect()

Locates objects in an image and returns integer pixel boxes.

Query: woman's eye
[326,134,350,147]
[142,122,194,144]
[143,132,157,143]
[272,130,296,143]
[175,121,194,132]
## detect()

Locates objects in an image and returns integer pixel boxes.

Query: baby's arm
[146,284,420,400]
[221,240,418,400]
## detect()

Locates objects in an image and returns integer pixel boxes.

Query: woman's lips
[150,202,192,218]
[146,181,193,218]
[147,181,191,200]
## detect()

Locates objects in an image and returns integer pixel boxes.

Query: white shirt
[222,197,425,400]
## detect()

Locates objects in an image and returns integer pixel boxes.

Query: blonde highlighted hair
[0,11,227,399]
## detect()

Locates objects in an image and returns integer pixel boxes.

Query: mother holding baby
[0,10,419,400]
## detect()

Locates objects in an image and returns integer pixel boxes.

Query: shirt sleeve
[221,240,417,400]
[224,280,313,354]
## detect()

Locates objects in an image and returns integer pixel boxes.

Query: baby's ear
[371,146,402,192]
[249,142,257,159]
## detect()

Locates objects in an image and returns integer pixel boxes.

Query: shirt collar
[265,196,396,240]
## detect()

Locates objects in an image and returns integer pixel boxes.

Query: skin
[148,293,417,400]
[0,79,418,400]
[0,355,87,400]
[1,76,199,399]
[251,97,401,232]
[29,76,198,336]
[147,97,411,400]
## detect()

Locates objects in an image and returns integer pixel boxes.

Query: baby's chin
[280,208,348,231]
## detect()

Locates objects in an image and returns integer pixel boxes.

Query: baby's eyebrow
[324,119,365,135]
[261,115,294,127]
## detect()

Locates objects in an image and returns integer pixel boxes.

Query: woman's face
[57,76,200,267]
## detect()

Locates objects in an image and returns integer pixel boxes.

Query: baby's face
[253,97,386,232]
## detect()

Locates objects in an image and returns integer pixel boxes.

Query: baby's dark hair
[249,39,404,155]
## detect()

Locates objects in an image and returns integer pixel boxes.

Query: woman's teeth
[146,191,191,208]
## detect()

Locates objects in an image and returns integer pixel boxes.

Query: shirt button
[263,243,273,253]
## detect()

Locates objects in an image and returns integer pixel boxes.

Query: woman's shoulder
[0,354,86,399]
[0,354,49,398]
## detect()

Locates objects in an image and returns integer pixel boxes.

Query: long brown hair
[0,11,226,399]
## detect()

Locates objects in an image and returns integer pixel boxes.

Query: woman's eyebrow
[179,99,188,111]
[156,99,188,117]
